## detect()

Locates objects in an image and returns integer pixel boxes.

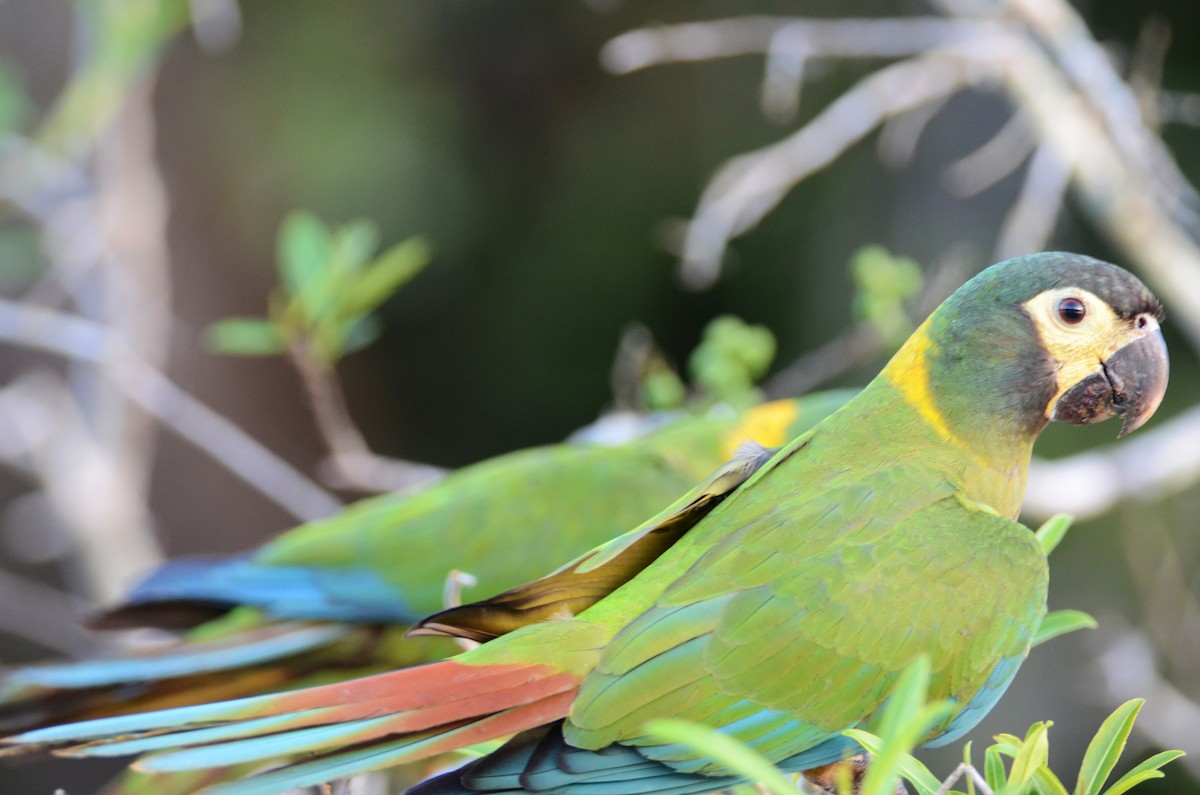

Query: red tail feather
[243,659,578,733]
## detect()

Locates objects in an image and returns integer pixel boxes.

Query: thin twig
[994,141,1070,260]
[940,111,1034,198]
[0,296,342,522]
[600,17,1005,75]
[289,344,446,495]
[679,50,989,288]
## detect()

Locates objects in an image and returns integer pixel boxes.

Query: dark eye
[1058,297,1086,324]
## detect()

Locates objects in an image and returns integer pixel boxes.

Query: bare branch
[940,111,1034,198]
[679,51,989,289]
[0,296,343,522]
[1023,405,1200,522]
[289,345,446,495]
[994,142,1070,260]
[991,31,1200,349]
[876,94,954,169]
[600,17,1004,75]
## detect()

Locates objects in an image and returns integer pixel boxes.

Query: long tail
[6,649,583,795]
[0,618,376,733]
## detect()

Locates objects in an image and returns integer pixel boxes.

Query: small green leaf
[338,315,383,355]
[1075,700,1144,795]
[1034,767,1071,795]
[964,741,977,795]
[204,317,284,357]
[985,745,1008,792]
[856,658,955,795]
[333,219,380,271]
[1009,722,1051,791]
[1100,750,1185,795]
[1032,610,1098,648]
[844,729,942,795]
[873,655,932,741]
[642,719,796,795]
[277,211,330,299]
[342,236,432,317]
[1036,514,1074,556]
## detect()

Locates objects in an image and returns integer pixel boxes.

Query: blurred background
[0,0,1198,792]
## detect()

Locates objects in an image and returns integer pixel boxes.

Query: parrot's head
[897,252,1168,452]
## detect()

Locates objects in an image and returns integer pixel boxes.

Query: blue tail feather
[116,557,416,624]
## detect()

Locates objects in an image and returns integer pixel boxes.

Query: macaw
[5,253,1169,795]
[0,391,853,737]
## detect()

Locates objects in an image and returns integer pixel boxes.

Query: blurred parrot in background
[5,253,1170,794]
[0,390,854,786]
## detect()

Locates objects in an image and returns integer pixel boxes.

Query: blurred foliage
[688,314,776,407]
[42,0,189,152]
[205,211,432,367]
[850,245,924,347]
[641,314,777,411]
[0,63,30,136]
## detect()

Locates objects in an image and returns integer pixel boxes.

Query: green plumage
[2,253,1169,795]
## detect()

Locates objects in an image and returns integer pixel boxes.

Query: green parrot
[5,253,1169,795]
[0,391,852,737]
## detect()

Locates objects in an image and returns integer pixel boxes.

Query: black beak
[1050,328,1169,437]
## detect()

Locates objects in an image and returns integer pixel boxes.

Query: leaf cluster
[850,246,923,347]
[206,211,431,366]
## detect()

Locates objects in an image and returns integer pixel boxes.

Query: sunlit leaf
[1100,750,1185,795]
[333,219,380,272]
[642,719,796,795]
[1032,610,1097,648]
[1075,700,1143,795]
[278,211,330,300]
[342,236,432,317]
[1035,514,1074,556]
[1009,722,1050,791]
[985,745,1007,792]
[844,729,941,795]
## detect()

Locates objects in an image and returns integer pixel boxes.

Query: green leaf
[338,315,383,355]
[642,719,796,795]
[1100,750,1185,795]
[1075,700,1144,795]
[1036,514,1074,556]
[1009,722,1051,792]
[332,219,380,271]
[204,317,284,357]
[277,211,330,299]
[1032,610,1098,648]
[856,658,955,795]
[342,236,432,317]
[872,655,931,741]
[1034,767,1071,795]
[985,745,1008,792]
[964,741,977,795]
[843,729,942,795]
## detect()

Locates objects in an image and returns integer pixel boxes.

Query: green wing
[564,443,1047,772]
